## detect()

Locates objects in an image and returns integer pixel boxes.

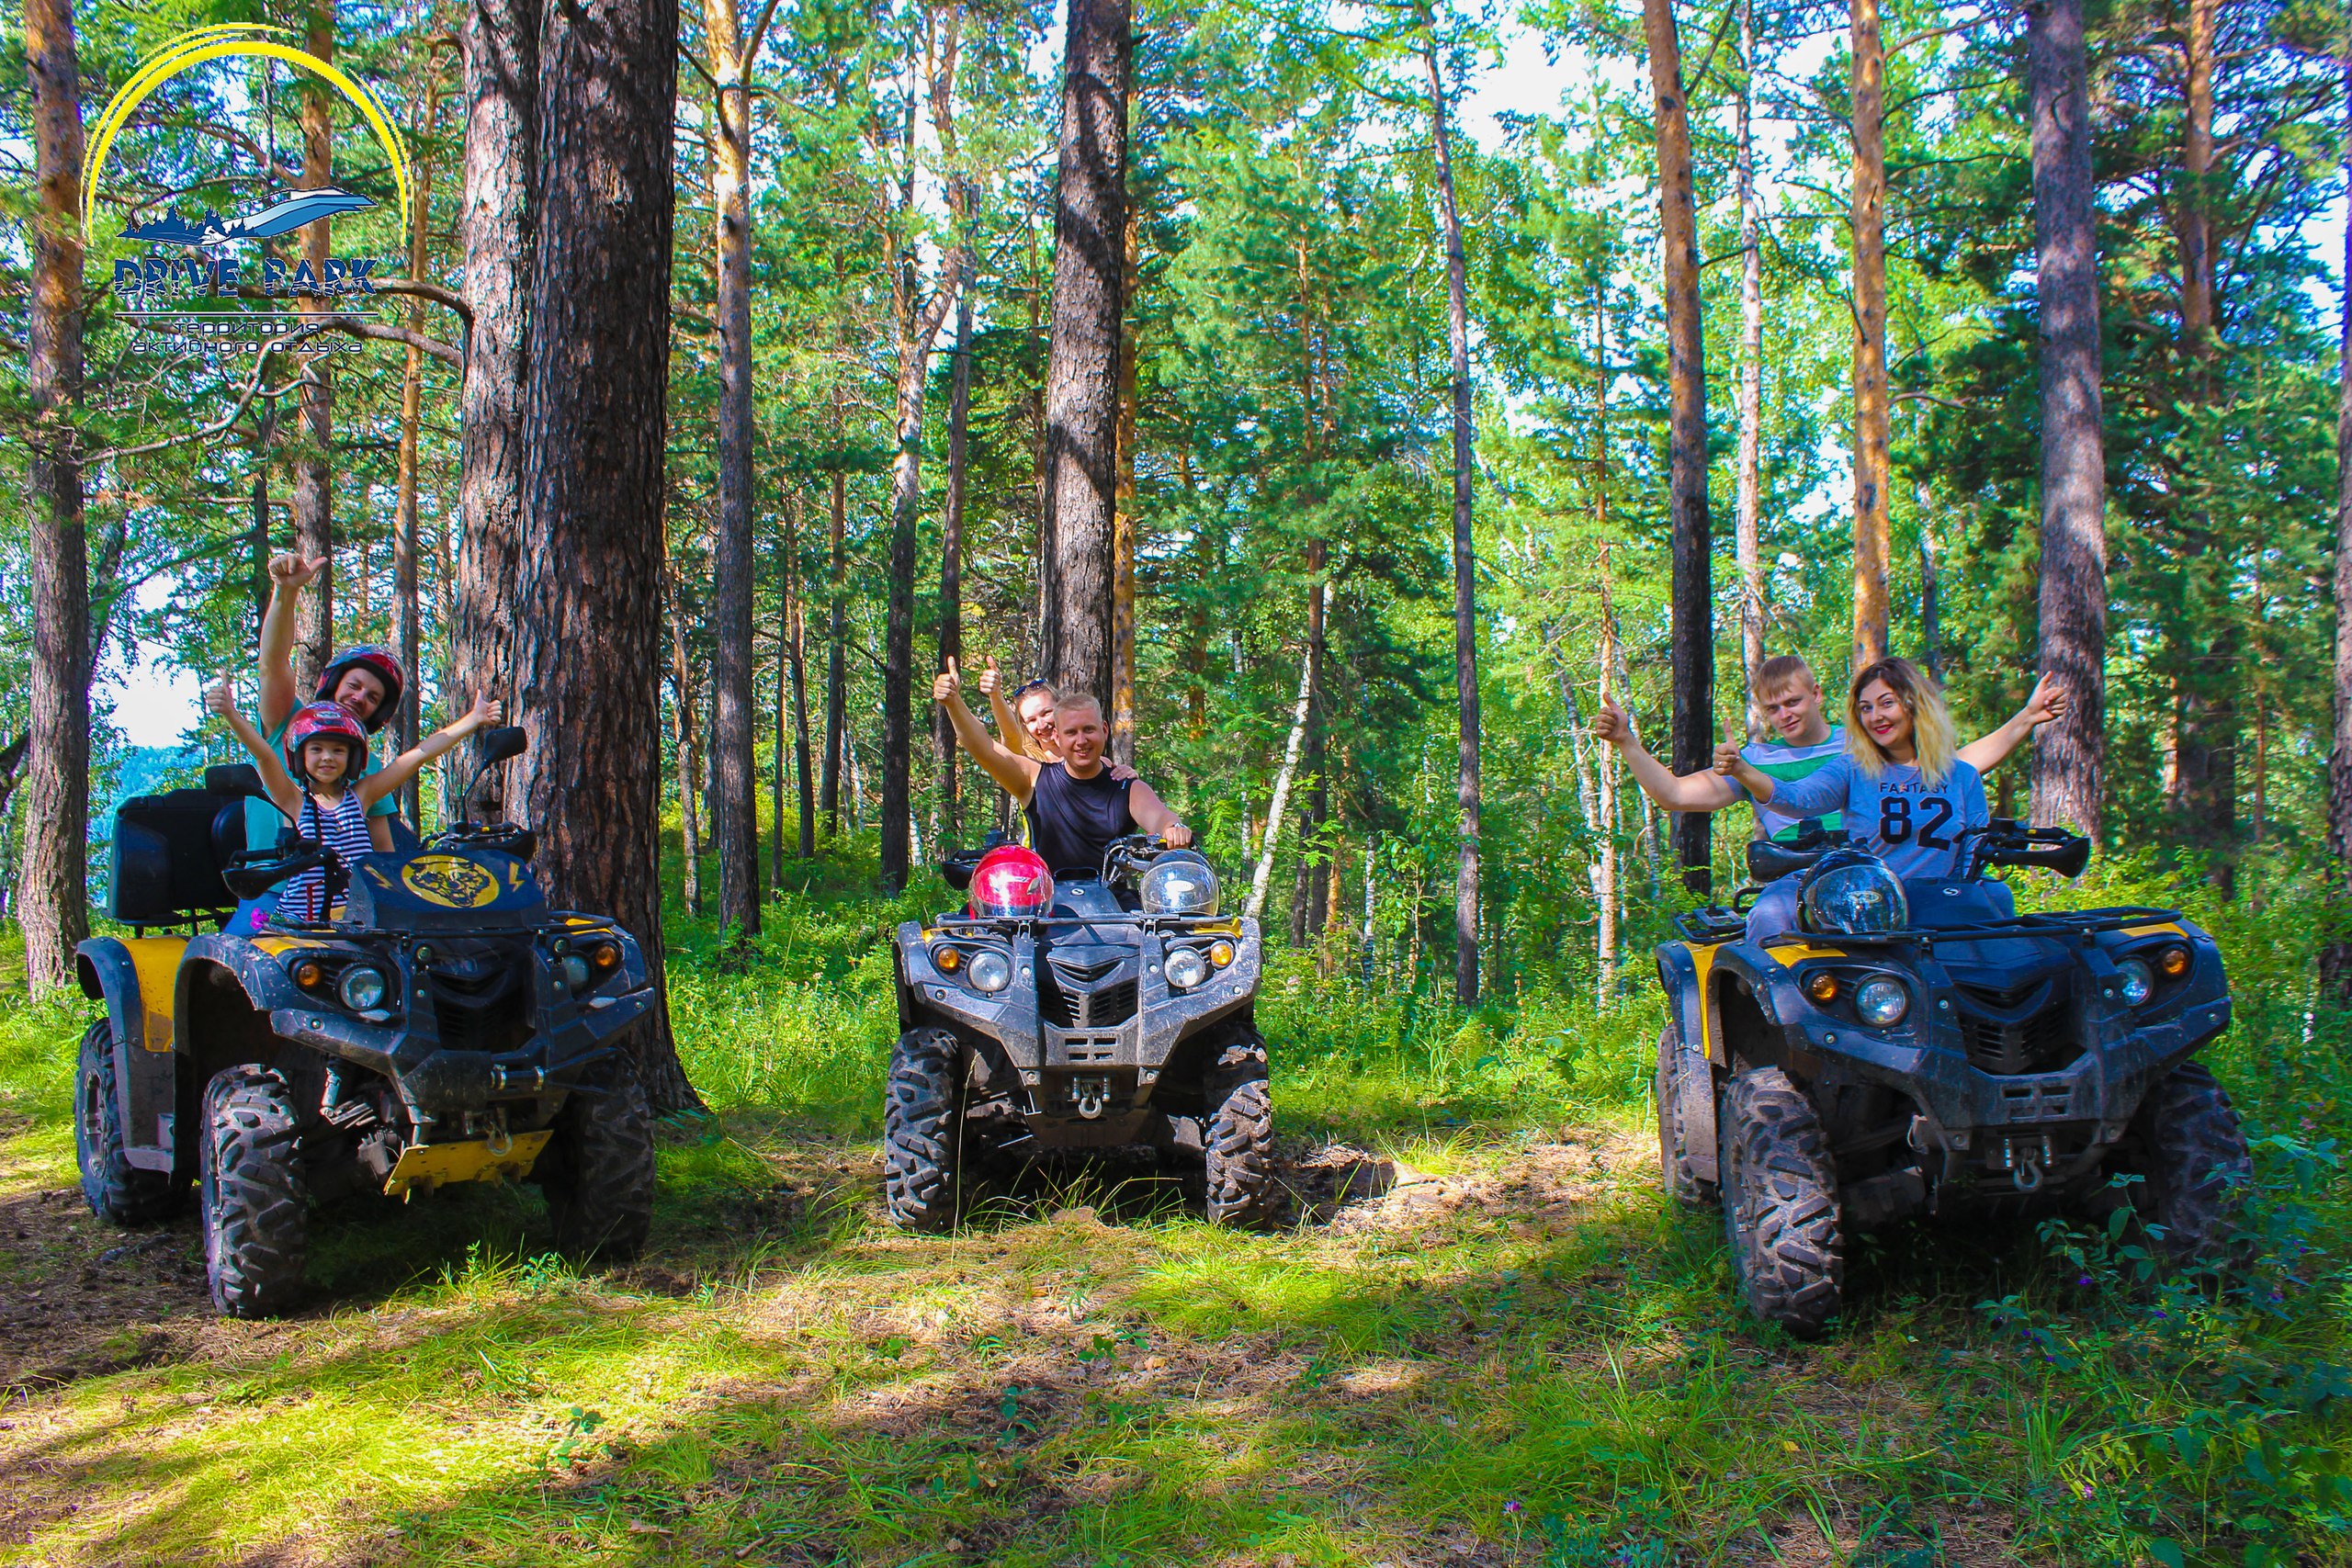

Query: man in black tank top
[933,660,1192,874]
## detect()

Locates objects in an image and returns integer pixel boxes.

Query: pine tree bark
[1597,549,1621,1010]
[2027,0,2108,837]
[1735,0,1766,719]
[936,293,975,843]
[670,566,704,917]
[456,0,537,819]
[512,0,697,1110]
[1643,0,1714,890]
[1848,0,1891,672]
[22,0,88,995]
[2323,48,2352,1001]
[706,0,760,939]
[391,135,434,827]
[1039,0,1127,706]
[293,0,339,687]
[1422,19,1481,1006]
[1111,174,1141,767]
[787,493,817,860]
[820,469,847,835]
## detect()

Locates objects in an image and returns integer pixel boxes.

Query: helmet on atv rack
[1139,849,1219,917]
[313,644,406,732]
[283,702,369,782]
[1798,846,1907,937]
[968,843,1054,919]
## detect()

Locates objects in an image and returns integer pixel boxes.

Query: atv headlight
[2117,958,2154,1007]
[1165,946,1210,991]
[1801,861,1907,936]
[966,949,1012,994]
[560,953,592,991]
[1140,852,1219,917]
[337,964,389,1012]
[1854,976,1909,1028]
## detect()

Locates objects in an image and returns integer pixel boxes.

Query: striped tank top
[280,788,374,920]
[1734,727,1849,841]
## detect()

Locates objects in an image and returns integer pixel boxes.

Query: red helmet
[283,702,369,780]
[314,644,406,732]
[968,844,1055,919]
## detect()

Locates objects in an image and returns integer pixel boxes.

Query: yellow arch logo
[401,855,502,909]
[83,24,411,245]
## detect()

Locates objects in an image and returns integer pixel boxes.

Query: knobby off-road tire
[2133,1060,2251,1266]
[1654,1023,1718,1210]
[77,1020,183,1224]
[542,1066,657,1259]
[1203,1029,1276,1228]
[1718,1066,1843,1339]
[199,1066,309,1318]
[884,1027,967,1233]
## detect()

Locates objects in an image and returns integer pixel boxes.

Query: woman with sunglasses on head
[975,656,1136,780]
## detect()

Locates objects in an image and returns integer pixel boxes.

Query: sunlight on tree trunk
[1849,0,1891,674]
[391,122,435,828]
[1735,0,1765,723]
[2324,47,2352,1001]
[1248,625,1317,925]
[938,293,975,843]
[293,0,339,692]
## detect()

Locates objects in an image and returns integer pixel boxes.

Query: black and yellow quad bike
[73,728,660,1318]
[1653,818,2248,1337]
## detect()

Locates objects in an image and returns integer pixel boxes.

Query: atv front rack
[1675,902,2184,948]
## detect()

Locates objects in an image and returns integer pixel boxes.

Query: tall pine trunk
[706,0,760,940]
[2027,0,2108,836]
[1735,0,1765,718]
[1111,175,1141,766]
[1040,0,1127,705]
[293,0,339,688]
[821,468,846,833]
[1848,0,1891,672]
[391,134,434,827]
[671,568,704,917]
[937,294,974,842]
[22,0,88,995]
[456,0,537,818]
[1643,0,1713,889]
[788,494,817,860]
[1423,18,1481,1007]
[513,0,697,1110]
[2323,49,2352,1001]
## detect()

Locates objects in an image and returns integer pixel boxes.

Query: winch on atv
[883,834,1276,1230]
[73,727,662,1318]
[1652,818,2249,1337]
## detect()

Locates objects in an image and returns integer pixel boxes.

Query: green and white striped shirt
[1733,727,1848,840]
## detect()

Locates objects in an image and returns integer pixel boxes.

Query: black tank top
[1025,762,1136,876]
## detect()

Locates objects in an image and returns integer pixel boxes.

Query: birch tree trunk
[1642,0,1713,891]
[2028,0,2109,836]
[1247,626,1317,924]
[1849,0,1892,672]
[21,0,88,995]
[1735,0,1766,719]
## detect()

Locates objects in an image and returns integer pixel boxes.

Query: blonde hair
[1846,657,1957,784]
[1753,654,1818,702]
[1053,692,1105,724]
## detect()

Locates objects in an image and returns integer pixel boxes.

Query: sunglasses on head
[1011,679,1051,700]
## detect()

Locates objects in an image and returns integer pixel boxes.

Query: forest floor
[0,860,2345,1567]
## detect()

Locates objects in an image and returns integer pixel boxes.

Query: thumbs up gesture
[1713,728,1746,776]
[933,657,963,705]
[977,655,1002,698]
[1590,694,1630,745]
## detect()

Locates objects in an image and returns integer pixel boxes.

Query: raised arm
[1725,745,1852,818]
[256,553,325,733]
[362,693,503,806]
[1125,780,1193,848]
[1592,697,1742,812]
[935,660,1040,801]
[1956,672,2067,775]
[206,677,303,821]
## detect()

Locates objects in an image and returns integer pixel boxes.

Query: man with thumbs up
[933,658,1192,877]
[974,655,1136,780]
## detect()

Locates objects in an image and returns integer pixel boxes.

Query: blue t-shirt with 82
[1761,753,1988,882]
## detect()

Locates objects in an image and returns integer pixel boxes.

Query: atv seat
[108,788,249,928]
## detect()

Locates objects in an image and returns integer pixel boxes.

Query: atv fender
[1656,942,1726,1068]
[74,937,187,1171]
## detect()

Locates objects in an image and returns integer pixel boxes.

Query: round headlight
[1165,947,1210,990]
[2118,958,2154,1007]
[560,954,592,991]
[1854,977,1909,1028]
[1140,852,1220,917]
[337,964,388,1011]
[2156,944,2190,977]
[1801,859,1908,936]
[967,949,1012,994]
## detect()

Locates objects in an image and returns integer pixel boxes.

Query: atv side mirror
[478,726,527,766]
[205,763,269,800]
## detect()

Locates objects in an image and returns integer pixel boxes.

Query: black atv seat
[109,789,424,927]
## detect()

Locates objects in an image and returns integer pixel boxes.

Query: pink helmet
[283,702,369,781]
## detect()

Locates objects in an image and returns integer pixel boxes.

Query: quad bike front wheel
[542,1065,657,1258]
[2131,1061,2251,1264]
[884,1027,967,1233]
[1203,1027,1276,1227]
[1719,1066,1843,1338]
[199,1065,310,1318]
[76,1020,185,1224]
[1654,1022,1718,1210]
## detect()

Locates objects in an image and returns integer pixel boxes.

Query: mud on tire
[199,1065,308,1319]
[884,1027,967,1233]
[77,1020,184,1224]
[542,1065,657,1259]
[1203,1029,1276,1227]
[2132,1060,2251,1266]
[1719,1066,1843,1338]
[1654,1023,1718,1210]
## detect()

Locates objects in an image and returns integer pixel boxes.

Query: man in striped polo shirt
[1590,654,2059,844]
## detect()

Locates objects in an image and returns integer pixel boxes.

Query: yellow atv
[74,728,660,1317]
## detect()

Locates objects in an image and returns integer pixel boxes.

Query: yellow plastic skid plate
[383,1131,551,1199]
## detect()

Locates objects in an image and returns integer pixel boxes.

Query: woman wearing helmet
[244,553,408,852]
[206,679,504,923]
